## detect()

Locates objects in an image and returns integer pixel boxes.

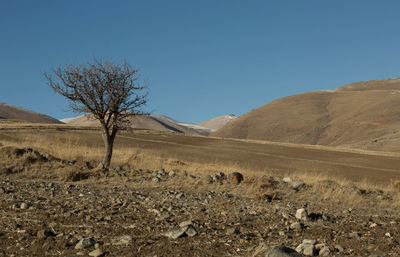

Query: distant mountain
[62,113,236,135]
[62,114,212,135]
[197,114,236,131]
[0,102,63,124]
[215,78,400,152]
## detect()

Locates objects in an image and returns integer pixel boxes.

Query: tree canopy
[44,59,148,167]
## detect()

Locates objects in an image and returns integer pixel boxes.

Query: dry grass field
[2,123,400,184]
[2,123,400,256]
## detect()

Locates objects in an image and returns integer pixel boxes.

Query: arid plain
[3,79,400,256]
[1,121,400,256]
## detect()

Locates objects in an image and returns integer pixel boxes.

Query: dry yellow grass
[1,125,400,208]
[216,136,400,158]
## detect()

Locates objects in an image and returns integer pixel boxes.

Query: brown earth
[0,102,62,124]
[2,125,400,184]
[215,78,400,152]
[1,126,400,256]
[0,145,400,256]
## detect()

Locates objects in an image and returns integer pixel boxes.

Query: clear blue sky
[1,1,400,122]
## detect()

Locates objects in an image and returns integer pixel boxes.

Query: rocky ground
[1,147,400,256]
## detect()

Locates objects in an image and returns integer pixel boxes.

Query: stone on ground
[290,180,305,190]
[163,225,197,239]
[295,208,310,221]
[296,239,317,256]
[75,237,96,249]
[88,248,104,257]
[37,229,55,239]
[265,246,304,257]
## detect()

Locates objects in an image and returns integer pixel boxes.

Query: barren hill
[63,114,213,135]
[0,102,62,124]
[215,78,400,152]
[197,114,236,131]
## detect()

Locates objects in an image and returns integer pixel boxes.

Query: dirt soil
[1,151,400,257]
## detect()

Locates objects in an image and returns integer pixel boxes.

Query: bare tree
[44,59,148,168]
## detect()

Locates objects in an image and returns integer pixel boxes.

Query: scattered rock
[67,160,76,165]
[88,248,104,257]
[0,187,5,194]
[265,245,303,257]
[75,237,96,249]
[175,192,184,199]
[178,220,192,227]
[208,172,226,184]
[153,177,160,183]
[37,229,55,239]
[97,163,105,170]
[296,239,317,256]
[65,237,79,247]
[224,193,233,199]
[282,177,292,183]
[163,225,197,239]
[20,202,30,209]
[369,223,378,228]
[295,208,310,222]
[281,212,291,220]
[185,225,197,237]
[157,169,166,176]
[318,246,330,256]
[334,244,344,253]
[163,226,187,239]
[1,171,399,256]
[116,235,132,245]
[302,239,317,245]
[290,222,303,230]
[168,170,175,177]
[290,180,305,190]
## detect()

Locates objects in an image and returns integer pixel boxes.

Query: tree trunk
[102,127,117,168]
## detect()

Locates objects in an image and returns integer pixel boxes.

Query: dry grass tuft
[62,167,91,182]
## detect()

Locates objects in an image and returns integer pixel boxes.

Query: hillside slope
[197,114,236,131]
[0,102,62,124]
[63,114,212,135]
[215,78,400,152]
